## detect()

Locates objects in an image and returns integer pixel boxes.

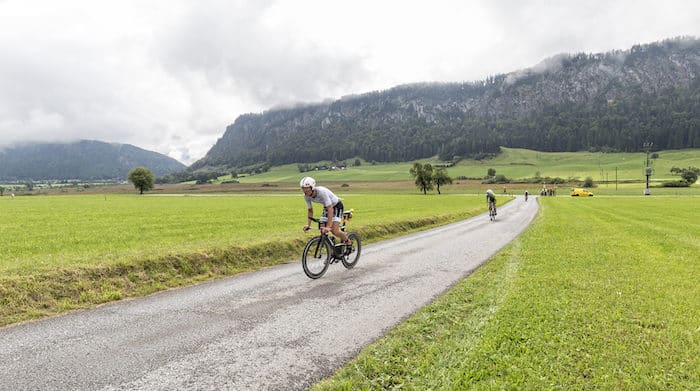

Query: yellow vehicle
[570,188,594,197]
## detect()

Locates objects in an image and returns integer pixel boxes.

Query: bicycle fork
[314,234,338,263]
[313,235,326,259]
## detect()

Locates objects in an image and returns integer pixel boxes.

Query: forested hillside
[191,37,700,173]
[0,140,186,181]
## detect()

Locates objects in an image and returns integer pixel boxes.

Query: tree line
[185,80,699,178]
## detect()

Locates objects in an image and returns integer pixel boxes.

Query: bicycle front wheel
[341,232,361,269]
[302,236,331,279]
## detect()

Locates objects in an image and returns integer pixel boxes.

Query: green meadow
[0,193,486,326]
[313,197,700,390]
[227,147,700,184]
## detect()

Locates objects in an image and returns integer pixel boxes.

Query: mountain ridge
[191,36,700,172]
[0,140,186,181]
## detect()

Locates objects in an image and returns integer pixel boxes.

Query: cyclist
[524,190,529,202]
[300,177,350,246]
[486,189,497,215]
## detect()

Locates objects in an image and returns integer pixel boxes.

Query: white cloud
[0,0,698,164]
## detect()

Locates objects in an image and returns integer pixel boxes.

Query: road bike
[301,210,361,279]
[488,201,497,222]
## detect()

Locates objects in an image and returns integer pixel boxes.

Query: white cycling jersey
[304,186,340,209]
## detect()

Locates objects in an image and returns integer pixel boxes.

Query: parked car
[570,188,594,196]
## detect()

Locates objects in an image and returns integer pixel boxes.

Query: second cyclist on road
[486,189,497,215]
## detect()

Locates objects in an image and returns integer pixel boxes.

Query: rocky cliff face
[193,37,700,169]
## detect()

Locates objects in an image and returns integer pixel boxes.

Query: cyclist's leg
[330,203,349,243]
[330,221,348,242]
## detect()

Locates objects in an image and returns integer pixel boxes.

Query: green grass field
[472,147,700,181]
[0,193,488,325]
[0,194,485,273]
[312,197,700,390]
[226,147,700,184]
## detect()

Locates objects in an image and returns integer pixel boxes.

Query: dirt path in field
[0,196,539,391]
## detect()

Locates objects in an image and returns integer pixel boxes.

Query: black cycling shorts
[321,200,344,223]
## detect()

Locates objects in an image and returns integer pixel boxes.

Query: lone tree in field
[433,168,453,194]
[409,162,434,195]
[128,167,155,194]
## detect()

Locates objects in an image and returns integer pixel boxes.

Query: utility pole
[643,142,653,196]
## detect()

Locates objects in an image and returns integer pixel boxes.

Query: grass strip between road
[312,197,699,390]
[0,208,482,328]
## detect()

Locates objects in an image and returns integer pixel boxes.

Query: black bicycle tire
[302,236,331,279]
[341,232,361,269]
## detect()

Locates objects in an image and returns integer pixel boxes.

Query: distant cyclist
[300,177,351,246]
[524,190,529,202]
[486,189,497,215]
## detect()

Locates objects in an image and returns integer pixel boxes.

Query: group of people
[300,177,501,240]
[540,187,556,196]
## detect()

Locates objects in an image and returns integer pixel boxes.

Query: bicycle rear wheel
[341,232,361,269]
[302,236,331,279]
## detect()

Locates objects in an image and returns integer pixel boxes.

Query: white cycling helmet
[486,189,494,195]
[299,176,316,189]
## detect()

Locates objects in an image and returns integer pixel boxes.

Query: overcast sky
[1,1,699,164]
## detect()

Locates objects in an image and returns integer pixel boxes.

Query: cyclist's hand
[302,225,310,232]
[322,226,331,234]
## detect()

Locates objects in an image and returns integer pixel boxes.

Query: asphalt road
[0,196,539,391]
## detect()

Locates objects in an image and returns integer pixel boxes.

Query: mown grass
[312,197,699,390]
[0,193,489,326]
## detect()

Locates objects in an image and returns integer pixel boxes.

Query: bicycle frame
[308,213,350,261]
[302,210,360,279]
[488,201,496,221]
